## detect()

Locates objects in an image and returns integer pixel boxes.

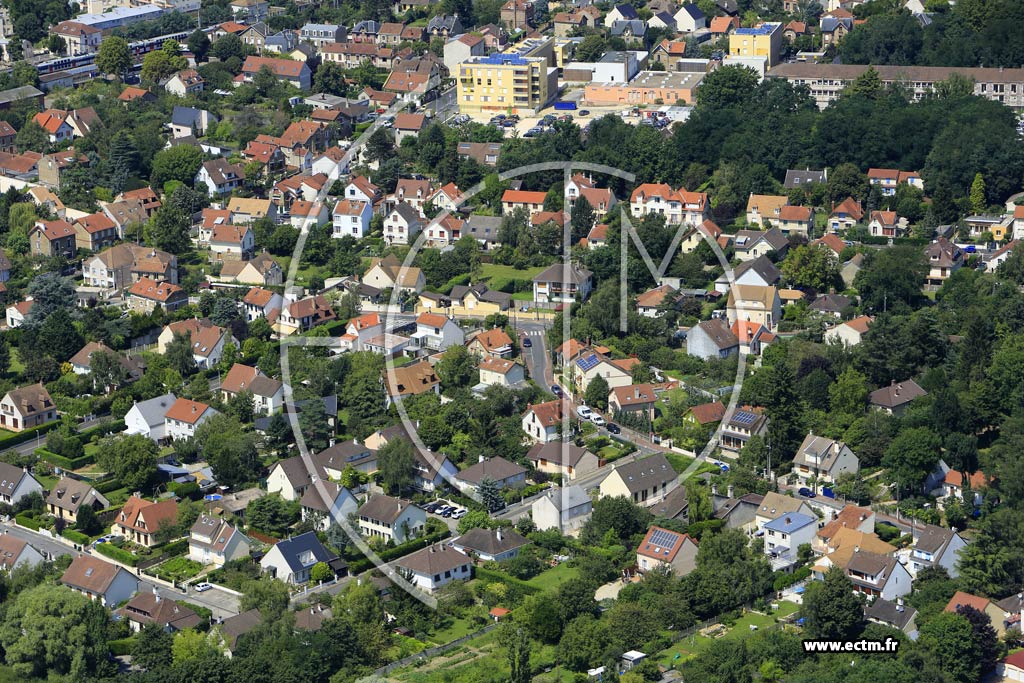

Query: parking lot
[423,499,468,533]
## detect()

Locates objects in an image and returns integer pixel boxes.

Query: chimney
[711,483,718,496]
[727,484,734,499]
[854,546,860,553]
[785,517,791,524]
[496,529,503,542]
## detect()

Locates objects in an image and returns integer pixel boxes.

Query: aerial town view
[0,0,1021,681]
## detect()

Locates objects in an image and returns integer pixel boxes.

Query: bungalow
[942,469,989,508]
[455,456,528,492]
[526,441,600,481]
[357,494,426,543]
[0,383,57,433]
[453,527,529,562]
[635,284,677,317]
[260,531,335,584]
[113,495,179,548]
[599,454,678,506]
[521,399,566,443]
[869,379,927,416]
[791,433,859,486]
[46,476,109,524]
[0,462,43,507]
[683,401,726,428]
[61,555,137,607]
[188,515,252,566]
[117,593,202,632]
[636,526,698,576]
[395,542,471,592]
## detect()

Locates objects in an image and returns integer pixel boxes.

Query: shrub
[15,512,40,531]
[108,637,136,656]
[34,447,94,471]
[95,542,140,566]
[62,529,91,545]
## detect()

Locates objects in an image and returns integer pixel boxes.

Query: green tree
[15,120,48,153]
[499,623,531,683]
[919,611,986,683]
[845,65,883,98]
[145,206,192,254]
[187,29,211,62]
[828,367,869,416]
[0,584,111,679]
[133,623,173,671]
[171,629,217,664]
[96,434,160,490]
[141,46,187,83]
[211,33,245,63]
[575,34,606,62]
[583,374,610,412]
[75,504,102,535]
[165,331,197,376]
[310,561,333,583]
[883,427,941,494]
[696,65,760,109]
[436,344,476,390]
[970,172,987,213]
[151,145,204,188]
[46,34,65,56]
[240,578,290,618]
[11,61,39,87]
[36,307,83,362]
[781,244,840,292]
[478,476,505,512]
[377,437,415,494]
[245,495,300,536]
[194,414,261,487]
[583,496,652,545]
[313,61,346,95]
[802,567,863,640]
[96,36,132,77]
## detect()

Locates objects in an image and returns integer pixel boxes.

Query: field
[478,264,543,292]
[656,601,801,666]
[665,452,694,474]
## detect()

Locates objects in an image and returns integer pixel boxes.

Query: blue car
[798,487,816,498]
[551,385,563,397]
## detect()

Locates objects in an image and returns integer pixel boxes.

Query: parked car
[578,109,590,116]
[576,405,593,419]
[797,487,816,498]
[423,502,440,513]
[451,509,467,520]
[194,582,213,592]
[551,384,563,397]
[606,422,621,434]
[522,337,532,347]
[590,414,606,427]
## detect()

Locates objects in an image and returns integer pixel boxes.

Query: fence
[373,623,500,676]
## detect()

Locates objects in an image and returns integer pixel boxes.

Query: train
[33,30,193,75]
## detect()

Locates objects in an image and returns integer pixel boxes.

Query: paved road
[428,86,457,121]
[1,416,106,458]
[1,522,241,619]
[518,321,551,386]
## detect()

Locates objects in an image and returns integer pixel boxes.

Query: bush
[62,529,91,545]
[168,481,200,499]
[34,447,94,471]
[0,422,60,449]
[94,477,125,495]
[474,566,541,596]
[179,601,213,624]
[15,512,40,531]
[95,542,140,566]
[108,637,136,656]
[346,528,451,575]
[159,539,189,558]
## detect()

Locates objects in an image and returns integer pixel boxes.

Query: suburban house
[362,255,426,293]
[608,383,658,420]
[332,199,373,238]
[925,237,963,290]
[46,476,109,524]
[300,482,358,531]
[719,406,768,455]
[572,353,634,394]
[60,555,137,607]
[467,328,514,358]
[116,593,202,632]
[411,313,464,352]
[0,383,57,433]
[683,401,726,428]
[599,454,678,506]
[383,202,424,245]
[478,357,526,388]
[83,244,177,293]
[532,485,592,533]
[726,284,781,330]
[164,398,218,441]
[532,263,594,304]
[869,210,906,238]
[5,301,32,329]
[824,315,872,347]
[815,506,875,553]
[395,543,472,592]
[267,455,330,501]
[113,495,179,548]
[383,359,440,407]
[243,287,284,320]
[157,319,235,369]
[0,535,44,572]
[635,284,678,317]
[339,313,383,352]
[188,515,251,566]
[629,183,709,226]
[869,379,927,416]
[687,319,739,359]
[453,527,529,562]
[828,197,864,232]
[357,494,426,544]
[219,363,285,415]
[521,399,566,443]
[942,469,989,507]
[790,433,860,487]
[208,225,255,261]
[260,531,335,584]
[124,393,176,442]
[909,524,967,578]
[0,462,43,506]
[73,211,119,252]
[165,69,205,97]
[241,56,313,90]
[29,219,76,258]
[944,591,1006,637]
[733,228,788,261]
[455,456,528,492]
[636,525,698,576]
[127,278,188,314]
[526,442,600,481]
[865,598,918,640]
[763,512,817,570]
[817,546,913,600]
[745,194,788,226]
[275,295,337,336]
[755,492,816,531]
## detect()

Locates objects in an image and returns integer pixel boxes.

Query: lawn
[147,556,203,583]
[425,616,479,645]
[525,563,578,591]
[478,264,543,292]
[665,452,694,474]
[656,602,801,666]
[8,348,25,374]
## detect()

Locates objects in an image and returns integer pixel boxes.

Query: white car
[576,405,593,419]
[450,509,467,520]
[590,414,606,427]
[194,582,213,592]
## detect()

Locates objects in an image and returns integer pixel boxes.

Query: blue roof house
[763,512,816,570]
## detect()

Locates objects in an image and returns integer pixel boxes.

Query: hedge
[180,601,213,623]
[15,512,40,531]
[95,542,140,567]
[35,447,94,471]
[346,528,451,575]
[62,529,91,545]
[159,539,189,558]
[108,637,136,656]
[474,566,541,595]
[78,421,125,442]
[94,477,125,495]
[0,422,60,450]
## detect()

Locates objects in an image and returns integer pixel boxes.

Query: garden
[145,556,204,583]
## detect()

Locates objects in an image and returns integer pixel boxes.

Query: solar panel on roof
[648,528,679,549]
[576,354,600,372]
[732,411,757,425]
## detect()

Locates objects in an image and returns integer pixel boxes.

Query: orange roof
[417,312,449,328]
[1014,205,1024,220]
[32,219,74,240]
[844,315,873,333]
[555,339,585,359]
[610,357,640,373]
[118,86,151,101]
[588,223,609,241]
[944,591,993,615]
[32,110,69,135]
[532,211,565,226]
[817,505,872,541]
[76,212,116,234]
[349,313,381,331]
[473,328,513,352]
[944,470,989,489]
[165,398,212,424]
[731,319,765,343]
[128,278,183,302]
[687,401,725,424]
[526,399,565,426]
[831,197,864,221]
[220,363,259,394]
[503,190,547,204]
[334,199,368,216]
[637,526,696,563]
[393,112,426,130]
[710,16,738,33]
[242,56,308,78]
[870,210,897,225]
[778,205,812,221]
[117,496,178,534]
[243,287,275,307]
[812,233,845,254]
[699,219,722,238]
